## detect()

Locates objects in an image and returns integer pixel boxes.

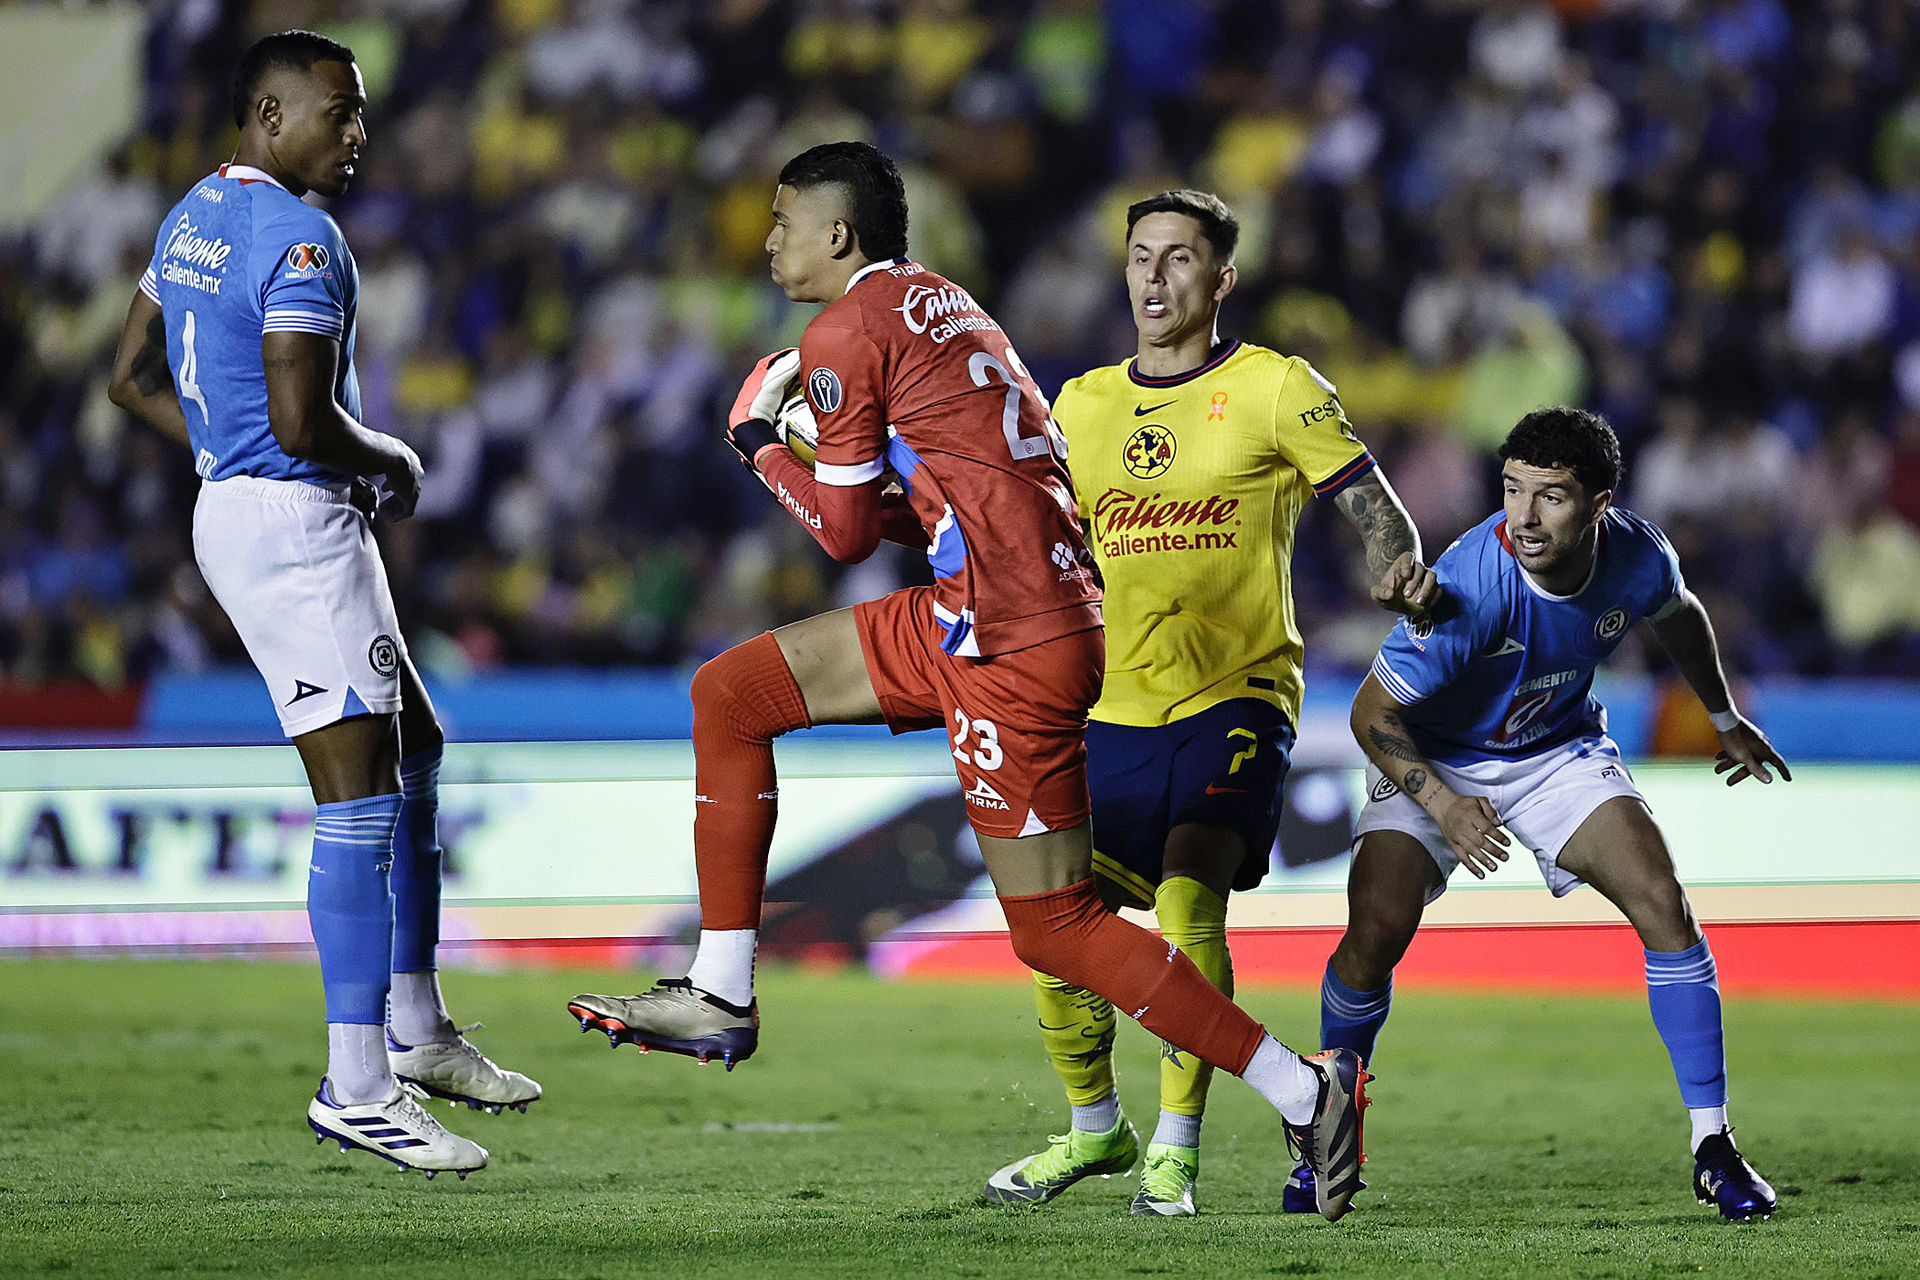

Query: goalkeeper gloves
[726,347,800,470]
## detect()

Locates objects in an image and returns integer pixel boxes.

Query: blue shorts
[1085,699,1296,909]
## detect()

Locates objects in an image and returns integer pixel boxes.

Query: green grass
[1,960,1916,1279]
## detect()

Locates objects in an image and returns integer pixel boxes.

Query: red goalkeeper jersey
[763,258,1101,657]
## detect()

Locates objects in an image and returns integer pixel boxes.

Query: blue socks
[391,745,444,975]
[1645,938,1728,1109]
[308,794,402,1024]
[1320,961,1393,1064]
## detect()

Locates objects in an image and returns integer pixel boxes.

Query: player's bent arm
[1645,590,1793,786]
[106,290,191,449]
[1644,589,1734,718]
[753,445,885,563]
[1334,472,1438,618]
[1351,672,1510,876]
[262,331,422,517]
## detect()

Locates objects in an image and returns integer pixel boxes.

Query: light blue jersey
[140,163,359,485]
[1371,507,1685,766]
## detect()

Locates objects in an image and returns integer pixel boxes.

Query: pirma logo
[286,243,330,272]
[808,366,843,414]
[368,634,399,677]
[1594,606,1629,641]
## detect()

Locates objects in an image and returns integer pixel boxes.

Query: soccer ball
[775,379,819,468]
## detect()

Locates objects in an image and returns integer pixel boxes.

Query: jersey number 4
[176,309,211,428]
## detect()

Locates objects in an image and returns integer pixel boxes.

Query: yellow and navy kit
[1053,340,1376,730]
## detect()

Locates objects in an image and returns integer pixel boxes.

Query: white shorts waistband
[199,475,353,505]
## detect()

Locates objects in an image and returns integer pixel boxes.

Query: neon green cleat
[983,1115,1139,1205]
[1129,1142,1199,1216]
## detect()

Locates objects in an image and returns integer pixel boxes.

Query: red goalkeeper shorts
[853,585,1102,839]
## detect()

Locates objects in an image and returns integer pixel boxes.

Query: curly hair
[1498,407,1623,497]
[777,142,909,262]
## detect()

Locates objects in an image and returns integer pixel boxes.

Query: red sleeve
[800,321,888,486]
[755,447,883,563]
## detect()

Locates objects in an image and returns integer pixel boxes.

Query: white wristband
[1708,708,1741,732]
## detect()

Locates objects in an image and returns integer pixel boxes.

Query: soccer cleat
[305,1078,488,1177]
[1129,1142,1199,1217]
[388,1027,543,1113]
[983,1115,1139,1205]
[1694,1130,1776,1222]
[1282,1048,1371,1222]
[566,978,759,1069]
[1282,1160,1317,1214]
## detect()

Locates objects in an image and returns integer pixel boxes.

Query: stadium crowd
[6,0,1920,695]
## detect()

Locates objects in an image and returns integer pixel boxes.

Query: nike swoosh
[1204,784,1247,795]
[1134,400,1177,416]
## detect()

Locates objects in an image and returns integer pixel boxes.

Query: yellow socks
[1032,970,1117,1116]
[1155,875,1231,1129]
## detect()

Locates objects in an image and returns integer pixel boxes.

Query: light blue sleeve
[256,210,350,340]
[1635,513,1687,620]
[1370,564,1489,704]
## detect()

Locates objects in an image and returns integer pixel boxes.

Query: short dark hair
[777,142,909,262]
[232,30,355,129]
[1126,189,1239,262]
[1499,407,1623,497]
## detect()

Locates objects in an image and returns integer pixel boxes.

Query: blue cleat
[1282,1160,1317,1214]
[1694,1130,1775,1222]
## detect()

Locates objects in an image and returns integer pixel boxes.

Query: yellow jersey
[1054,340,1374,727]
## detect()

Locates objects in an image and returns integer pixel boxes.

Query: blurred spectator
[4,0,1919,691]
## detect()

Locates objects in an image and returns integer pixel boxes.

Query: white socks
[388,970,457,1047]
[1690,1104,1730,1153]
[327,1023,394,1104]
[1239,1035,1320,1125]
[1152,1110,1203,1149]
[1071,1091,1121,1134]
[685,928,757,1007]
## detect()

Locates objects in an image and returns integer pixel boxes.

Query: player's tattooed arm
[1335,472,1439,618]
[1351,672,1509,876]
[106,289,192,448]
[1365,722,1425,767]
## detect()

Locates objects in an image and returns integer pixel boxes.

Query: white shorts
[192,475,405,738]
[1351,734,1644,901]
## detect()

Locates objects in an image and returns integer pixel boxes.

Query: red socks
[999,878,1267,1075]
[690,633,811,930]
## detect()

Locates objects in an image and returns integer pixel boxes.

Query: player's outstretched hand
[1712,720,1792,787]
[1371,552,1440,619]
[1433,790,1510,878]
[381,440,424,522]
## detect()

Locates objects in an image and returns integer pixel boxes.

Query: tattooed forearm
[1366,722,1425,764]
[130,315,172,396]
[1335,477,1418,580]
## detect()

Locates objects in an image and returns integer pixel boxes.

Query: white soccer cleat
[388,1028,543,1114]
[306,1079,489,1178]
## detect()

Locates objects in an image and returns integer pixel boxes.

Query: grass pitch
[1,960,1916,1279]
